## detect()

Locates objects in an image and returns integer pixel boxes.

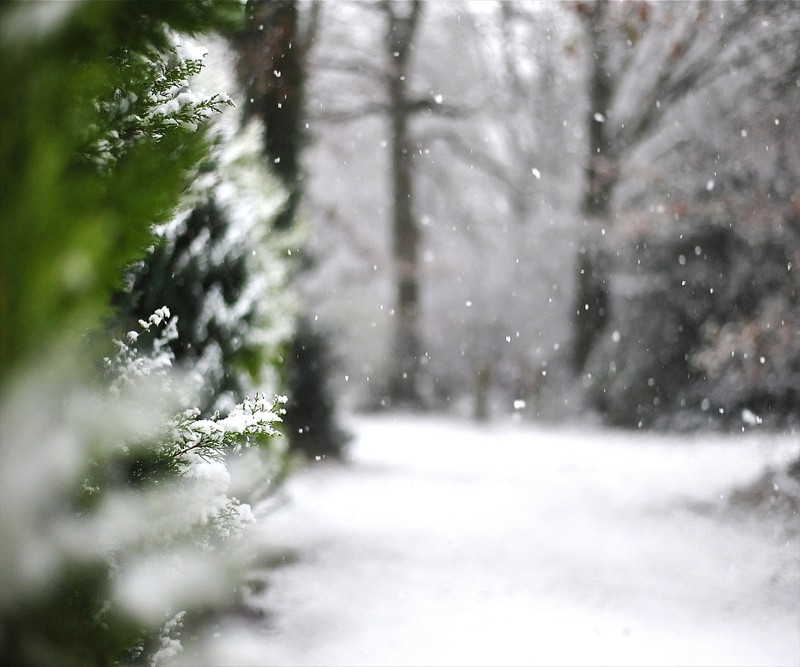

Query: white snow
[211,416,798,666]
[116,550,232,622]
[174,40,209,64]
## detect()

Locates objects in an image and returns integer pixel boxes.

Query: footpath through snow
[196,415,799,666]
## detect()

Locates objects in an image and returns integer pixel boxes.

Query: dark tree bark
[381,0,425,408]
[306,2,470,407]
[571,0,615,374]
[235,0,316,228]
[232,1,348,458]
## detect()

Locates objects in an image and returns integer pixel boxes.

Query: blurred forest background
[1,1,798,665]
[283,0,799,430]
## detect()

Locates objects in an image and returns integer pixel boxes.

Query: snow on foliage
[1,15,293,662]
[1,309,287,665]
[90,38,233,171]
[121,36,296,416]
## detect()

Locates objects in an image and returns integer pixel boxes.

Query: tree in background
[568,0,770,375]
[379,0,426,408]
[409,3,583,417]
[247,0,796,432]
[234,0,349,457]
[580,1,800,428]
[300,1,473,410]
[235,0,317,230]
[284,315,351,458]
[285,2,578,416]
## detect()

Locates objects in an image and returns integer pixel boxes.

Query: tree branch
[380,0,423,65]
[415,127,514,188]
[309,101,390,123]
[309,97,473,124]
[616,2,755,152]
[308,56,388,83]
[300,0,322,55]
[405,96,476,118]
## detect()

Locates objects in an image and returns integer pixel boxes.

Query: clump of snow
[115,550,232,622]
[0,305,287,664]
[174,40,208,64]
[150,611,186,667]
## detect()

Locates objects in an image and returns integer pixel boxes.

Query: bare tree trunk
[571,0,616,375]
[236,0,314,229]
[382,0,425,407]
[473,362,491,422]
[233,1,348,458]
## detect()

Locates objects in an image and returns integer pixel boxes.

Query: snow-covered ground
[193,415,800,667]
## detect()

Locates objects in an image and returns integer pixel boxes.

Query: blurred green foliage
[0,0,241,382]
[1,3,254,664]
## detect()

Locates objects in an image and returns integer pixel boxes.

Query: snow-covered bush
[1,311,287,666]
[1,3,295,664]
[690,293,800,428]
[586,219,799,430]
[115,96,296,415]
[0,1,236,379]
[90,41,233,172]
[582,21,800,431]
[283,315,352,459]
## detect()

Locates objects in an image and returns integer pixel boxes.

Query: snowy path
[239,416,798,667]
